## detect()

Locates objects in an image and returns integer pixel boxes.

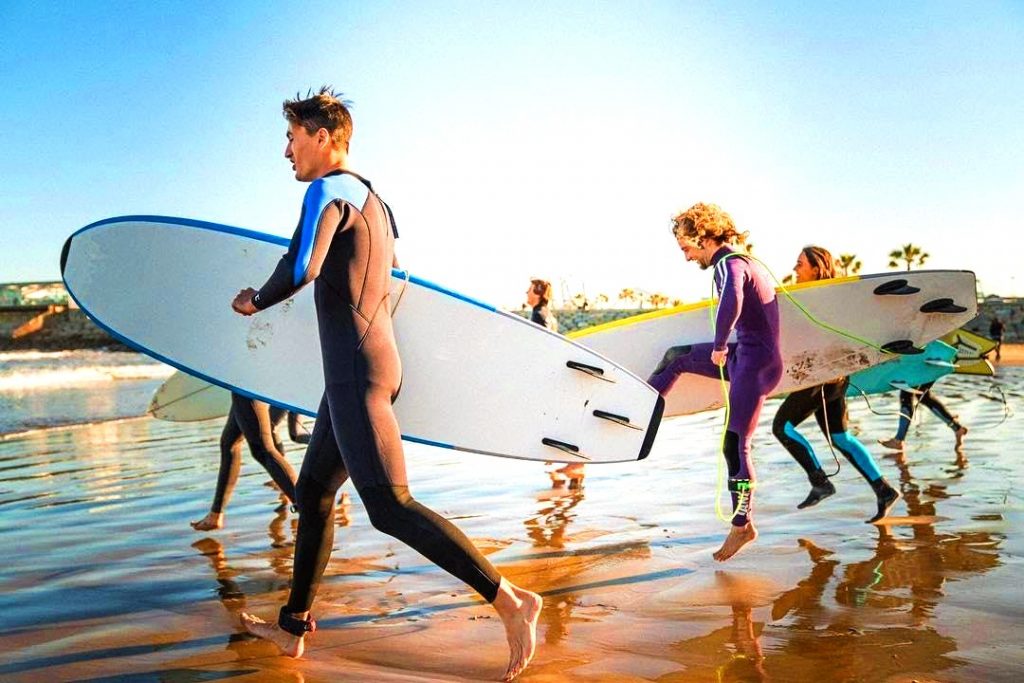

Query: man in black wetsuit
[230,88,540,680]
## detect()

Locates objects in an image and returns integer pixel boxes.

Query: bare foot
[878,438,904,451]
[191,511,224,531]
[713,523,758,562]
[954,425,968,450]
[492,578,542,681]
[240,612,304,658]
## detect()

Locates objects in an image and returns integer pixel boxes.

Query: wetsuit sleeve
[713,257,747,351]
[253,179,345,311]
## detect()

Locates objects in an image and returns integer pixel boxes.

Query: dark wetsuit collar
[323,168,374,191]
[710,245,737,267]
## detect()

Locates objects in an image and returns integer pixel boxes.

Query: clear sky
[2,1,1022,307]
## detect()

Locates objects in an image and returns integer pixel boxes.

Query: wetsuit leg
[895,389,916,441]
[722,348,783,526]
[918,389,962,432]
[231,394,298,504]
[326,359,503,602]
[772,387,824,477]
[286,394,349,614]
[648,342,728,395]
[816,384,882,483]
[211,407,245,514]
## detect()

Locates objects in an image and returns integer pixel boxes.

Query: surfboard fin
[592,409,643,430]
[566,360,615,382]
[919,298,968,314]
[882,339,925,355]
[542,438,590,460]
[874,279,921,296]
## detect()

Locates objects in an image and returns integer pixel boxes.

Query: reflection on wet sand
[0,368,1020,680]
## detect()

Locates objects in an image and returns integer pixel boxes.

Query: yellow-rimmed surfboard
[940,327,997,376]
[570,270,978,417]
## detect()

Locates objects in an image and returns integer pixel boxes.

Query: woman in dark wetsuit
[771,246,900,524]
[190,393,305,531]
[230,89,540,680]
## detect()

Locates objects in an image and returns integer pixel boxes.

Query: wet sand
[1,368,1022,681]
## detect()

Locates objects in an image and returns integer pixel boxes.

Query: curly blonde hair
[670,202,748,246]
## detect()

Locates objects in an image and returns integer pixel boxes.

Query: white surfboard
[61,216,663,463]
[149,370,232,422]
[570,270,977,417]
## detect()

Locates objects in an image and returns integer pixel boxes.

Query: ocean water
[0,357,1021,680]
[0,350,173,434]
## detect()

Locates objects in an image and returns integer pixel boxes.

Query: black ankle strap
[278,607,316,636]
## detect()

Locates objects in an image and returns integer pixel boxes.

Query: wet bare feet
[492,578,542,681]
[878,438,904,451]
[954,425,968,450]
[190,511,224,531]
[713,522,758,562]
[240,612,304,658]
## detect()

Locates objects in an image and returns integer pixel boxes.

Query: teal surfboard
[847,340,957,396]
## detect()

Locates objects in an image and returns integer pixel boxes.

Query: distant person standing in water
[989,316,1005,361]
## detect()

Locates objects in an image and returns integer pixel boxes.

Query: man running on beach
[230,88,541,680]
[647,203,783,561]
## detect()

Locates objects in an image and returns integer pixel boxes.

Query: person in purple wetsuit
[648,202,783,562]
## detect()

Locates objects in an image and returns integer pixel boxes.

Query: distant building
[0,281,69,307]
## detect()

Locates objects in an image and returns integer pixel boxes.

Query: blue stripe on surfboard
[70,215,497,312]
[59,253,456,450]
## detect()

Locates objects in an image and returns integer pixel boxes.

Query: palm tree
[837,253,862,276]
[594,293,609,308]
[888,243,929,271]
[618,288,637,308]
[647,293,669,309]
[571,292,590,311]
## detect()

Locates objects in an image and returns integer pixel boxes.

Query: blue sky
[2,1,1022,306]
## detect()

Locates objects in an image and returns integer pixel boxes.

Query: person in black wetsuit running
[229,88,541,680]
[771,246,900,524]
[190,394,306,531]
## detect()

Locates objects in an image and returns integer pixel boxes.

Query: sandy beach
[1,366,1022,682]
[993,342,1024,366]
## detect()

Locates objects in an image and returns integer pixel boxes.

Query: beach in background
[0,353,1021,681]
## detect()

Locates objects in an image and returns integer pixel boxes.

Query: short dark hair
[283,86,353,150]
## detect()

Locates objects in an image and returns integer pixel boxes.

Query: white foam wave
[0,365,174,392]
[0,350,75,362]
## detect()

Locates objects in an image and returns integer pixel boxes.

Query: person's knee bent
[771,413,790,443]
[653,345,692,375]
[360,485,415,537]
